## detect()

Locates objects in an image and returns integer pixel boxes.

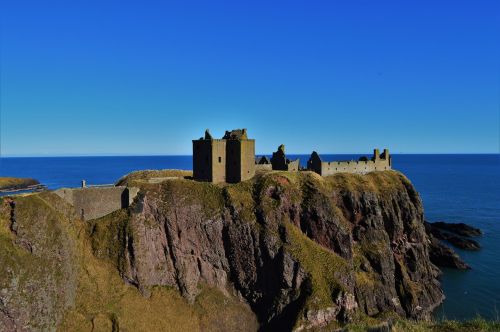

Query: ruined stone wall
[307,152,323,175]
[255,164,272,171]
[226,140,241,183]
[224,139,255,183]
[54,186,138,221]
[211,140,227,183]
[286,159,300,171]
[193,137,254,184]
[319,158,391,176]
[193,140,213,182]
[239,139,255,182]
[308,149,392,176]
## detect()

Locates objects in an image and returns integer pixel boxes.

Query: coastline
[0,177,46,194]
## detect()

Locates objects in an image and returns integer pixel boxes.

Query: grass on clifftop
[0,177,39,190]
[115,169,192,186]
[323,170,412,195]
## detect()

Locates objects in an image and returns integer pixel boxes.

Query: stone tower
[193,129,255,183]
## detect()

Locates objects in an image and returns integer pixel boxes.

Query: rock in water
[446,236,480,250]
[425,221,481,251]
[427,237,470,270]
[431,221,482,237]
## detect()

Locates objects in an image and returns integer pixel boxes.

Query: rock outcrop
[0,170,449,331]
[430,222,482,237]
[425,222,480,251]
[96,170,445,329]
[0,194,78,331]
[426,236,470,270]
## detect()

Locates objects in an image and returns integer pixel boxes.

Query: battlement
[307,148,392,176]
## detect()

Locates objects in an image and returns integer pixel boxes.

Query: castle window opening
[218,157,222,163]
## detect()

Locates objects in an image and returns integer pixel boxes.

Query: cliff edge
[0,170,445,331]
[0,177,40,192]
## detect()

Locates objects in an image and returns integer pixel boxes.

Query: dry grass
[323,170,411,195]
[115,169,192,186]
[0,177,39,190]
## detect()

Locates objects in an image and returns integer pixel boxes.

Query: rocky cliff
[0,170,446,331]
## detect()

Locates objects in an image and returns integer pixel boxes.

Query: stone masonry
[54,186,139,221]
[193,129,255,183]
[270,144,300,171]
[307,148,391,176]
[193,129,392,183]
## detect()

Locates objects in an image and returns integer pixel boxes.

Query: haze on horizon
[1,1,499,156]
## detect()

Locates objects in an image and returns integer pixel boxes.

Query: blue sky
[1,0,498,156]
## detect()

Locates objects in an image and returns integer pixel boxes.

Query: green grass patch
[223,180,256,223]
[88,209,130,272]
[324,170,412,196]
[284,222,351,310]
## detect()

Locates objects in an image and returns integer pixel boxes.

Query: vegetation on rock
[0,170,484,331]
[0,177,39,191]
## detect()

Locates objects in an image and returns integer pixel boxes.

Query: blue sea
[1,154,499,320]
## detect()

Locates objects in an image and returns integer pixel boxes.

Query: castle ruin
[192,129,255,183]
[270,145,300,171]
[255,145,300,172]
[193,129,392,183]
[307,149,391,176]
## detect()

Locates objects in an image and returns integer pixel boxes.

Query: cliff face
[104,170,443,329]
[0,194,78,331]
[0,170,445,331]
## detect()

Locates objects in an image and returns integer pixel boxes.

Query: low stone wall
[307,149,392,176]
[286,159,300,171]
[320,159,390,176]
[54,186,139,221]
[255,164,273,171]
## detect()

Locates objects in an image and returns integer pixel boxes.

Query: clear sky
[1,0,499,156]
